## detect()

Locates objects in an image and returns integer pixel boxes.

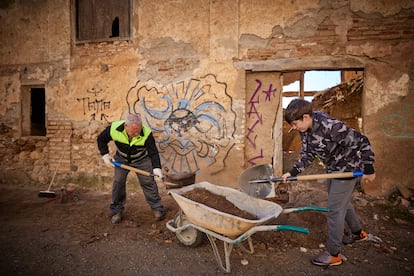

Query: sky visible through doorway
[282,70,341,108]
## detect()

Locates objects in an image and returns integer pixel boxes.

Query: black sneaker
[343,230,368,245]
[153,209,166,221]
[111,212,122,224]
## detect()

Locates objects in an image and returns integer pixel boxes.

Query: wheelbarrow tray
[168,181,283,237]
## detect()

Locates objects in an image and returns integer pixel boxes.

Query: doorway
[281,69,364,171]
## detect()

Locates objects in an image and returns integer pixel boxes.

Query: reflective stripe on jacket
[97,120,161,167]
[109,120,151,161]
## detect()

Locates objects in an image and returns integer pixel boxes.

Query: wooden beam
[234,56,365,71]
[299,71,304,98]
[283,91,320,97]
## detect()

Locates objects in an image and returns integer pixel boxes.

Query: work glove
[102,154,114,168]
[153,168,164,181]
[281,172,291,182]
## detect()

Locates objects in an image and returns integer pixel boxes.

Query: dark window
[22,86,46,136]
[75,0,131,42]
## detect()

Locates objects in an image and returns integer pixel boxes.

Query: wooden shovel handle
[296,171,363,181]
[111,161,180,186]
[249,171,364,183]
[112,161,153,176]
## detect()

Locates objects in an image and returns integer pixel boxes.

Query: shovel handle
[294,171,363,181]
[111,161,180,187]
[249,171,364,183]
[112,161,153,176]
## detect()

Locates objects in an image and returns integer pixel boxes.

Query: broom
[38,130,72,198]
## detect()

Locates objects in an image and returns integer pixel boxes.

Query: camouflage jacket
[290,111,375,176]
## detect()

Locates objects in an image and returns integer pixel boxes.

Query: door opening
[281,69,364,170]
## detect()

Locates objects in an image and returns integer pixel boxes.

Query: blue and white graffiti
[126,74,237,175]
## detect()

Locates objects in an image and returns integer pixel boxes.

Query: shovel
[248,171,364,183]
[239,164,364,198]
[111,161,180,187]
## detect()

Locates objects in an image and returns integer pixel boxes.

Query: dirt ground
[0,171,413,276]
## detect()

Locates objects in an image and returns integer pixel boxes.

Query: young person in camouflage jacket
[282,99,375,266]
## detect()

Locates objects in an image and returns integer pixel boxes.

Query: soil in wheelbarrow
[183,188,258,220]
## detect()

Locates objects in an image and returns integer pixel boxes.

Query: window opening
[110,16,120,38]
[75,0,131,43]
[22,86,46,136]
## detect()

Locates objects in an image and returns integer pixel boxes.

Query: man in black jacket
[97,114,166,223]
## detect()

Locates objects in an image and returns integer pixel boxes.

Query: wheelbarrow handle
[233,225,310,242]
[248,171,364,184]
[274,225,310,234]
[283,206,329,214]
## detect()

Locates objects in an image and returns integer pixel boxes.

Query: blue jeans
[326,177,362,255]
[110,156,164,215]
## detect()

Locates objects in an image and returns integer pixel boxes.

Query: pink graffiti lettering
[247,79,262,122]
[247,148,264,166]
[263,83,277,101]
[246,119,261,148]
[245,79,277,164]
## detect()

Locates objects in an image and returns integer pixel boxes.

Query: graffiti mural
[245,74,281,167]
[77,83,111,122]
[126,74,237,175]
[381,103,414,138]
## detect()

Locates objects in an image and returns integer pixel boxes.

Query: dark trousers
[110,156,164,215]
[326,177,361,255]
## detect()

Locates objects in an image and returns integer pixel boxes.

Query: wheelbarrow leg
[206,234,233,273]
[205,234,255,273]
[238,236,254,254]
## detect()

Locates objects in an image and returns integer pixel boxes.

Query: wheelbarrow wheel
[173,211,204,248]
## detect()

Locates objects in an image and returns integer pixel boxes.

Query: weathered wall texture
[0,0,413,196]
[245,71,283,174]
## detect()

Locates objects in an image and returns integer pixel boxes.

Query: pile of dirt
[183,188,257,220]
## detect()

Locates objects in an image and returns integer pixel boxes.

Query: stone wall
[0,0,413,196]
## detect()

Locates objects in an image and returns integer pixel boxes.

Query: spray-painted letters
[245,74,281,167]
[77,85,111,122]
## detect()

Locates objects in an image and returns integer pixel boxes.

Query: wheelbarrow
[166,181,328,273]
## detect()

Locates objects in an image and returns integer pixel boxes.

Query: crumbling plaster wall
[0,0,413,196]
[0,0,71,184]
